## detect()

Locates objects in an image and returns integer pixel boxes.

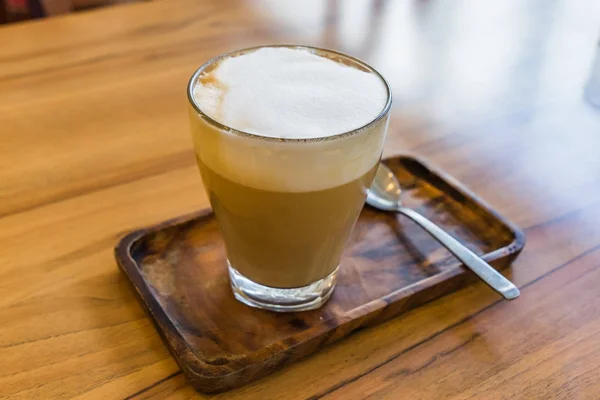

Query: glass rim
[186,44,392,143]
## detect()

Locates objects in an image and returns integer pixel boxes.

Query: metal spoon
[367,163,520,300]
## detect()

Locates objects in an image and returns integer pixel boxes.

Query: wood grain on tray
[116,156,524,393]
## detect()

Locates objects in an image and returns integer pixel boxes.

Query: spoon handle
[397,206,520,300]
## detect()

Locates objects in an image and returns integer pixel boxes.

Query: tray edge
[114,154,526,392]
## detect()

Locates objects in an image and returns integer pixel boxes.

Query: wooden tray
[115,155,524,393]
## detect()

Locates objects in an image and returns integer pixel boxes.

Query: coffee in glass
[188,45,391,311]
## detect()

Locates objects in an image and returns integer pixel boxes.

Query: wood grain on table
[1,0,600,399]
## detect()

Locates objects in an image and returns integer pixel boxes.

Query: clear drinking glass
[187,45,392,311]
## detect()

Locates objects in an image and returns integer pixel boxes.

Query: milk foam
[193,47,387,139]
[190,47,390,192]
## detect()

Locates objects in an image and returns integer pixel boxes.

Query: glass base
[228,262,338,312]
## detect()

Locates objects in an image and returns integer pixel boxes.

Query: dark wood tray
[115,155,524,393]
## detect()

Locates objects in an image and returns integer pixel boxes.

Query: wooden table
[2,0,600,398]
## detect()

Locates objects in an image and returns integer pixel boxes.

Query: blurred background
[2,0,600,226]
[1,0,137,22]
[6,0,596,116]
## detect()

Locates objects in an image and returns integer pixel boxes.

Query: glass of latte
[187,45,391,311]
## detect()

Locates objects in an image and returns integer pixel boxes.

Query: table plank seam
[304,241,600,400]
[0,22,240,85]
[122,371,182,400]
[0,152,195,220]
[0,9,205,65]
[0,52,120,84]
[384,331,482,380]
[0,318,143,350]
[304,300,502,400]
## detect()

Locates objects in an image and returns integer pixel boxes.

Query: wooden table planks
[1,0,600,399]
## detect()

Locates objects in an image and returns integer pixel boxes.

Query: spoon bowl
[367,163,404,211]
[367,163,520,300]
